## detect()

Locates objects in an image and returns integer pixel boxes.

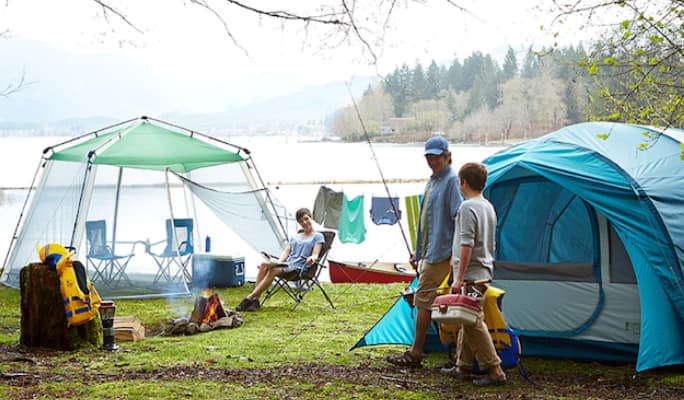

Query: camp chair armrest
[143,239,166,253]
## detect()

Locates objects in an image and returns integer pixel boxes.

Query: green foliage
[563,0,684,128]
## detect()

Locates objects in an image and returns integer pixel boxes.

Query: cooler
[431,294,481,326]
[191,254,245,288]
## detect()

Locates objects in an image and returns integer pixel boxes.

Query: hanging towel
[370,196,402,225]
[404,194,423,252]
[312,185,343,229]
[338,194,366,243]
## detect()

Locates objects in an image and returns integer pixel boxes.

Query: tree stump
[20,263,103,350]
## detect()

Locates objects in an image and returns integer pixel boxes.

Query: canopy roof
[50,120,244,172]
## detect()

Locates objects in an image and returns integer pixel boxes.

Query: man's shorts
[414,258,451,310]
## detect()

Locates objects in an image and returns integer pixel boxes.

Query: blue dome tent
[353,122,684,372]
[485,122,684,372]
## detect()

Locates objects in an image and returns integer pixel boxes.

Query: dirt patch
[0,343,680,399]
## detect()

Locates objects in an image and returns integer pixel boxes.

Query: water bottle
[205,235,211,253]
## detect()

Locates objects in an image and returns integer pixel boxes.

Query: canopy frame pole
[44,116,139,154]
[70,155,96,249]
[0,155,46,276]
[164,168,189,287]
[111,167,124,255]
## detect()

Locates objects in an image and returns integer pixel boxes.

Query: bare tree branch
[92,0,143,34]
[189,0,249,57]
[342,0,377,64]
[222,0,349,25]
[0,70,29,98]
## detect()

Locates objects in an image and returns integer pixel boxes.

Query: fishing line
[345,83,412,258]
[276,85,427,355]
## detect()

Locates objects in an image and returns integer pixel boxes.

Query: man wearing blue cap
[385,135,463,367]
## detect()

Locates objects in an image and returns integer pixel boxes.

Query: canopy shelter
[354,122,684,372]
[1,116,293,298]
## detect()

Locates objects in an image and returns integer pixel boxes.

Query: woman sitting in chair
[236,207,324,312]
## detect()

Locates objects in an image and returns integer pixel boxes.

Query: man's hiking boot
[384,350,423,367]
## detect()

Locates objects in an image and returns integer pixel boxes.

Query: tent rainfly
[1,116,293,299]
[354,122,684,372]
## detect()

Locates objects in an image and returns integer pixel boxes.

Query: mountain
[0,37,373,134]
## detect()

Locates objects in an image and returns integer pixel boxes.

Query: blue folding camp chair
[85,220,137,289]
[145,218,194,284]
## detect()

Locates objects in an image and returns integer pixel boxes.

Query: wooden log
[19,263,103,350]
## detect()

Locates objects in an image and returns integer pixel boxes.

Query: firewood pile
[162,291,243,336]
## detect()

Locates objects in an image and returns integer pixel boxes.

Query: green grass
[1,283,682,399]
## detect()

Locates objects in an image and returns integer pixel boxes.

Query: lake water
[0,135,505,281]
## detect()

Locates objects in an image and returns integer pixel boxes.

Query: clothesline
[311,185,422,249]
[267,178,425,186]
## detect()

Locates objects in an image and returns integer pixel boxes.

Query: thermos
[205,235,211,253]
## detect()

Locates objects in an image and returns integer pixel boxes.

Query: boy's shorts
[414,258,451,310]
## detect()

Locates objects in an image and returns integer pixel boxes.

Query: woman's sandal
[384,350,423,367]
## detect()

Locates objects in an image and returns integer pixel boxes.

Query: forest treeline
[330,45,593,144]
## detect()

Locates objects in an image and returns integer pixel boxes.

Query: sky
[0,0,593,113]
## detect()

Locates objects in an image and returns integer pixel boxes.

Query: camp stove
[99,301,119,351]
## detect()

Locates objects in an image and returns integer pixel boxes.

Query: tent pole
[46,116,139,153]
[165,168,187,287]
[111,167,124,255]
[70,157,96,249]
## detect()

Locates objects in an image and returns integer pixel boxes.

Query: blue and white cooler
[191,254,245,289]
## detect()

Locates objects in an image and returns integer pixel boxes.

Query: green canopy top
[50,121,244,173]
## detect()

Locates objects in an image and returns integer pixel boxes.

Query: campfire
[163,289,243,335]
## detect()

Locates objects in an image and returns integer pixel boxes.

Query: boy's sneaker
[473,373,507,386]
[441,366,473,380]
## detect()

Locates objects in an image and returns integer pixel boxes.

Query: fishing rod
[346,83,413,258]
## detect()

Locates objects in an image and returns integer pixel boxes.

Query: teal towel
[338,194,366,244]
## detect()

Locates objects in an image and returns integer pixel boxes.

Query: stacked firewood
[162,293,243,336]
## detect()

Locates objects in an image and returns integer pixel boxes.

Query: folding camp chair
[85,220,137,289]
[262,230,336,311]
[145,218,194,284]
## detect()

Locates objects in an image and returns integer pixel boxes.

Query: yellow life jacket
[52,249,101,327]
[438,285,521,369]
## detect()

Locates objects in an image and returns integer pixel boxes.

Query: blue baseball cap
[424,136,449,155]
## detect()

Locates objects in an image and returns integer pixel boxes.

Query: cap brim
[424,149,445,155]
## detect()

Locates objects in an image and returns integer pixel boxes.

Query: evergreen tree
[383,64,412,117]
[465,54,500,113]
[521,47,540,78]
[411,63,427,101]
[446,58,463,91]
[502,46,519,81]
[425,60,443,99]
[461,52,486,91]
